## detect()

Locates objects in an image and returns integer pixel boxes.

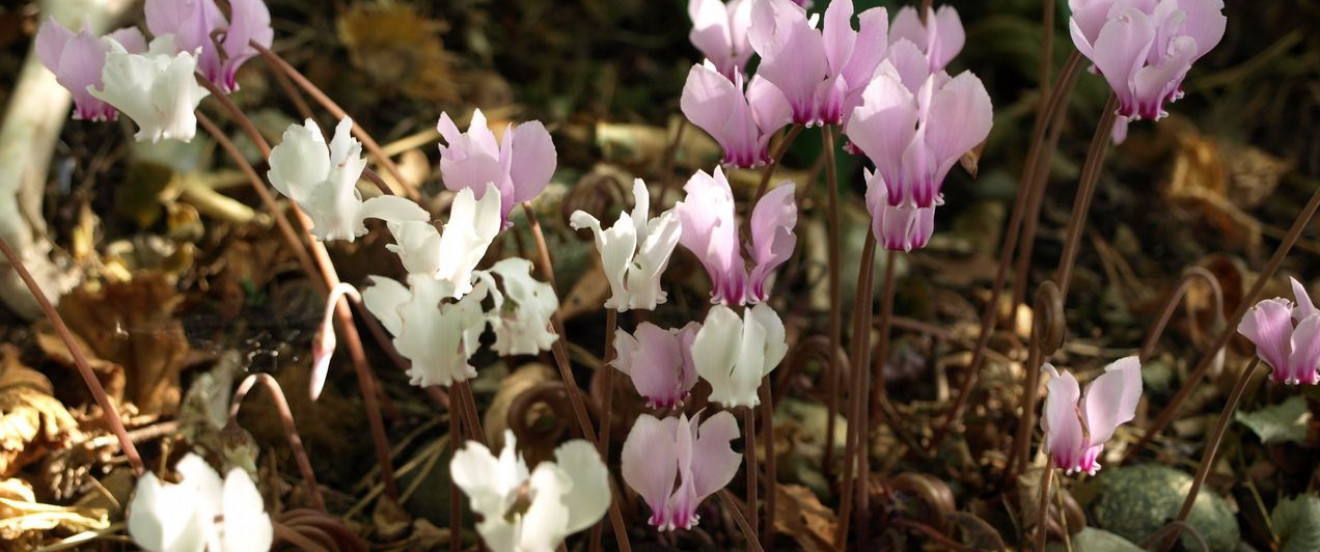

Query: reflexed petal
[450,439,509,520]
[435,184,502,297]
[1041,364,1086,472]
[747,182,798,303]
[929,6,966,71]
[681,62,762,168]
[555,440,611,534]
[268,119,331,199]
[437,111,506,199]
[689,411,742,501]
[1238,298,1296,381]
[1081,356,1143,446]
[488,258,559,356]
[692,305,744,406]
[622,414,681,526]
[617,323,689,408]
[924,71,993,186]
[676,168,745,305]
[1091,8,1157,115]
[220,469,272,552]
[218,0,273,91]
[127,472,207,552]
[509,120,557,204]
[689,0,741,79]
[844,74,918,176]
[519,464,572,550]
[821,0,857,75]
[748,303,788,379]
[34,18,74,72]
[385,221,444,277]
[358,196,430,232]
[839,7,890,107]
[361,276,409,336]
[629,209,682,310]
[1289,315,1320,385]
[746,75,793,136]
[1292,277,1318,322]
[1130,36,1196,120]
[1176,0,1226,60]
[748,0,829,123]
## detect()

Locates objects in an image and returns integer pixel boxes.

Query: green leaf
[1273,494,1320,552]
[1045,529,1144,552]
[1235,395,1311,444]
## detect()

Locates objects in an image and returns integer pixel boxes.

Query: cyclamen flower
[127,454,272,552]
[888,5,966,73]
[436,109,557,228]
[1238,278,1320,385]
[35,18,146,121]
[144,0,274,92]
[362,275,489,387]
[267,117,429,242]
[88,36,211,143]
[612,322,702,409]
[863,168,937,251]
[485,258,560,356]
[676,167,797,305]
[1068,0,1226,142]
[691,304,788,408]
[844,43,992,246]
[451,431,610,552]
[621,412,742,531]
[386,184,503,297]
[688,0,754,81]
[748,0,889,126]
[680,62,791,168]
[569,179,682,310]
[1041,357,1143,475]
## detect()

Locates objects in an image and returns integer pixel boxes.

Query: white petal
[554,440,611,534]
[220,469,272,552]
[692,306,746,407]
[436,184,502,297]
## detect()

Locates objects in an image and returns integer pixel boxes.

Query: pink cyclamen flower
[1068,0,1226,142]
[1238,278,1320,385]
[888,5,966,73]
[844,41,992,214]
[144,0,274,92]
[863,168,937,251]
[436,109,557,228]
[688,0,754,81]
[675,167,797,305]
[1041,357,1143,475]
[681,62,792,169]
[35,17,146,121]
[748,0,889,126]
[622,411,742,531]
[612,322,702,409]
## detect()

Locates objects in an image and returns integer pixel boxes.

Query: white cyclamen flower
[362,274,489,387]
[450,431,610,552]
[268,117,429,242]
[691,303,788,407]
[127,453,272,552]
[88,35,210,143]
[386,183,502,298]
[486,258,559,356]
[569,179,682,311]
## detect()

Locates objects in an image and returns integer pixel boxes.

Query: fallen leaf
[337,0,459,103]
[774,484,837,552]
[0,476,108,546]
[0,345,78,477]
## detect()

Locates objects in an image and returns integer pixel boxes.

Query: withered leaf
[0,345,78,477]
[774,484,837,552]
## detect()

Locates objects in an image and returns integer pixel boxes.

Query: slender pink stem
[227,373,326,512]
[0,236,143,475]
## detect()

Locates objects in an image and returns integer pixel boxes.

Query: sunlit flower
[88,36,211,143]
[569,179,683,310]
[362,275,489,387]
[267,117,429,242]
[1238,277,1320,385]
[1068,0,1226,142]
[747,0,889,126]
[1041,357,1143,475]
[621,411,742,531]
[35,17,146,121]
[680,62,791,168]
[143,0,273,92]
[127,453,272,552]
[675,167,797,305]
[612,322,702,409]
[436,109,557,228]
[687,0,754,81]
[888,5,965,73]
[385,184,503,297]
[451,431,610,552]
[485,258,559,356]
[691,304,788,408]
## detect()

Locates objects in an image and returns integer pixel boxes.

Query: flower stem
[930,52,1083,451]
[0,236,143,475]
[835,233,877,548]
[752,124,803,208]
[197,95,399,499]
[1137,267,1225,362]
[1053,93,1119,300]
[590,308,618,552]
[250,42,418,201]
[717,489,766,552]
[227,373,325,512]
[1005,282,1064,484]
[521,202,632,552]
[1154,358,1263,552]
[744,406,759,539]
[449,385,463,552]
[1035,464,1055,551]
[822,125,844,487]
[759,381,776,548]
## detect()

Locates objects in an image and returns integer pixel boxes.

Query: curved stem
[1053,94,1118,300]
[0,236,142,475]
[521,202,632,552]
[251,42,418,201]
[1005,282,1065,483]
[1155,358,1262,552]
[1138,267,1225,362]
[227,373,326,512]
[931,52,1083,450]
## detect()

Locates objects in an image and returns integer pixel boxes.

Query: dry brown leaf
[559,259,611,321]
[0,345,78,477]
[337,0,459,103]
[774,484,837,552]
[43,272,188,415]
[1165,129,1264,255]
[0,477,107,547]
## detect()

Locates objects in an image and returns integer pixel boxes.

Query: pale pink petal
[218,0,273,91]
[682,63,764,168]
[35,17,73,71]
[1288,315,1320,385]
[676,322,702,395]
[748,0,830,124]
[1292,278,1318,322]
[1130,36,1196,120]
[508,120,557,204]
[619,323,691,408]
[821,0,857,76]
[59,31,116,121]
[1238,298,1296,383]
[1176,0,1225,61]
[746,182,797,303]
[689,411,742,501]
[1090,8,1157,116]
[621,415,680,528]
[839,7,889,115]
[928,6,966,71]
[1069,0,1114,48]
[688,0,739,79]
[1041,364,1087,473]
[437,112,506,200]
[676,168,745,304]
[843,75,918,198]
[106,28,147,54]
[887,39,932,94]
[1081,356,1143,446]
[889,6,926,50]
[923,71,993,188]
[746,75,792,147]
